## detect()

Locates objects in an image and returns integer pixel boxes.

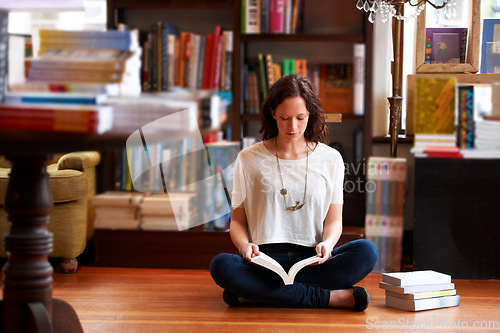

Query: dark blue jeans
[209,239,378,308]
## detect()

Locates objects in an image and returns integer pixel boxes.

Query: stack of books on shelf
[142,23,233,93]
[139,192,198,231]
[380,270,460,312]
[12,29,142,97]
[474,82,500,150]
[91,191,143,229]
[474,116,500,150]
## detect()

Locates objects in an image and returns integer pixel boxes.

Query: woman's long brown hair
[259,74,329,143]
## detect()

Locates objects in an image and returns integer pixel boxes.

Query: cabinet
[100,0,371,267]
[413,157,500,279]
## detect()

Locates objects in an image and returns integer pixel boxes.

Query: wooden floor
[5,267,500,332]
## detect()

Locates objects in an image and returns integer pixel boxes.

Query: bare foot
[328,289,355,309]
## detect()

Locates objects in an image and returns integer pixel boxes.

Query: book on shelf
[318,63,353,114]
[353,43,365,116]
[411,146,463,159]
[243,0,261,34]
[380,270,459,312]
[27,49,137,71]
[0,102,113,134]
[9,82,121,97]
[251,252,321,285]
[282,58,295,76]
[480,19,500,74]
[413,77,456,147]
[257,53,268,100]
[474,118,500,149]
[5,91,108,105]
[269,0,285,34]
[0,9,7,102]
[424,27,467,64]
[220,30,233,92]
[139,192,198,231]
[260,0,270,33]
[457,85,475,149]
[210,26,224,90]
[37,29,141,54]
[294,59,307,77]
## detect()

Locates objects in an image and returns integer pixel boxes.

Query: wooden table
[0,98,197,332]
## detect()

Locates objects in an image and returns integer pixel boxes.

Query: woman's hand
[240,243,260,262]
[315,240,334,264]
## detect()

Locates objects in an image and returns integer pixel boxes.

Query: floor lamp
[356,0,454,157]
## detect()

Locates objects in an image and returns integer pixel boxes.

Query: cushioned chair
[0,151,100,273]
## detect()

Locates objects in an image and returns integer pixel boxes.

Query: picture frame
[415,0,480,73]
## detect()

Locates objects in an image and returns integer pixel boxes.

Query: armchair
[0,151,100,273]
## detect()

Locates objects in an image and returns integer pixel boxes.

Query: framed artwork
[415,0,480,73]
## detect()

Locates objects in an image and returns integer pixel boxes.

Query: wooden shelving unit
[100,0,373,266]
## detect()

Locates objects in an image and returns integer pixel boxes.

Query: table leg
[1,155,83,333]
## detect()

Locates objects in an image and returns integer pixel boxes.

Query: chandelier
[356,0,456,23]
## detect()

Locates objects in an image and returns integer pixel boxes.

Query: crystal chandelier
[356,0,456,23]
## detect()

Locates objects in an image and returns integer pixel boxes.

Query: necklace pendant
[280,188,287,196]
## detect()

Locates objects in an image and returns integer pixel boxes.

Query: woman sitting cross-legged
[209,74,378,311]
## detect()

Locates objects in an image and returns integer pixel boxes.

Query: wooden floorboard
[3,267,500,332]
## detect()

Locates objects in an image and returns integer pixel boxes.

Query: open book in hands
[250,252,322,285]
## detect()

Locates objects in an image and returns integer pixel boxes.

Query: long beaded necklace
[275,137,308,211]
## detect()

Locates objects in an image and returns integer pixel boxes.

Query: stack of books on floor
[139,192,198,231]
[91,191,143,229]
[380,270,460,311]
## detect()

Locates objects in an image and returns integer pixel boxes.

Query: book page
[250,252,290,285]
[251,252,322,285]
[288,255,322,284]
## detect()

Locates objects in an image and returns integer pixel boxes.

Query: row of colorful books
[242,0,304,34]
[243,43,365,116]
[380,270,459,312]
[142,23,233,93]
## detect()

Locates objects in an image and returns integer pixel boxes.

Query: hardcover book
[382,270,451,287]
[457,85,475,148]
[379,281,456,294]
[385,294,460,312]
[318,63,353,114]
[413,77,456,135]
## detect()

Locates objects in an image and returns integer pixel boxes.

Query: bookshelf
[100,0,372,268]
